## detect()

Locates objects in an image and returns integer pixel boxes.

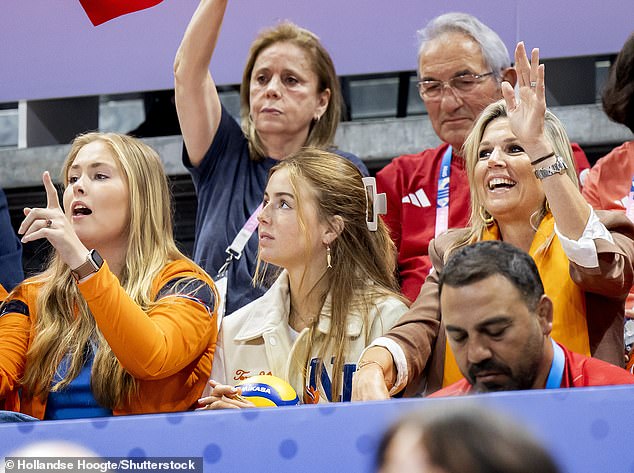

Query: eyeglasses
[417,72,496,100]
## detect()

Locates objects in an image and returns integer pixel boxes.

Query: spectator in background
[375,12,590,304]
[430,241,634,398]
[0,133,217,420]
[353,43,634,400]
[0,186,23,298]
[582,32,634,320]
[128,90,181,138]
[377,405,561,473]
[174,0,367,316]
[197,150,407,407]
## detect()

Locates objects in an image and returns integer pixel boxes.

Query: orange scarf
[442,213,590,387]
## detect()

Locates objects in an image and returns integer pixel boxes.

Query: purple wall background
[2,0,633,102]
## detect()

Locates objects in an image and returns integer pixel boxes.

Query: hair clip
[362,177,387,231]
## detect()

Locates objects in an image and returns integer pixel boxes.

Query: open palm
[501,42,547,149]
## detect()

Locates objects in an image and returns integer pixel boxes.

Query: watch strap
[534,155,568,180]
[71,249,104,281]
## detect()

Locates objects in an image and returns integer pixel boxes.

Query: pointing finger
[42,171,61,210]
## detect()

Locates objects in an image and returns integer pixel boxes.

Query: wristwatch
[71,249,104,281]
[534,155,568,180]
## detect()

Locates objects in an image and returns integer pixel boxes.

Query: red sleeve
[582,161,604,209]
[571,142,590,175]
[376,160,404,253]
[579,356,634,386]
[78,261,218,380]
[582,143,634,211]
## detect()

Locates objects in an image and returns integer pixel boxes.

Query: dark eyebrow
[475,316,513,331]
[445,316,512,335]
[445,325,467,334]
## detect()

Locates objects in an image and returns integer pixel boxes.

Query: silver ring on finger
[530,81,537,88]
[45,219,52,228]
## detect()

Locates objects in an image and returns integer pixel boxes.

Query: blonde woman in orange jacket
[0,133,218,420]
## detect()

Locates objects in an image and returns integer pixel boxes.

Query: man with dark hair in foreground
[430,241,634,396]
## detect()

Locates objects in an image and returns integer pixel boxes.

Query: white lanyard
[216,203,263,279]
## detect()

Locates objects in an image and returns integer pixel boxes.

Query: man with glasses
[375,13,590,304]
[352,13,592,401]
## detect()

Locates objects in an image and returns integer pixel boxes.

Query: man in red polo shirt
[376,13,590,303]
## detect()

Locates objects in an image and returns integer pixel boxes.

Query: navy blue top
[0,187,23,291]
[45,347,112,420]
[184,106,367,314]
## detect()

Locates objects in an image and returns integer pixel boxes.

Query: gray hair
[417,12,511,78]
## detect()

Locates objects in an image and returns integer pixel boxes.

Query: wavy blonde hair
[256,148,404,400]
[448,99,579,256]
[240,22,341,161]
[21,132,188,409]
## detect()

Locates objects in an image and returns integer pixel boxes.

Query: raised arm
[501,42,590,240]
[174,0,227,167]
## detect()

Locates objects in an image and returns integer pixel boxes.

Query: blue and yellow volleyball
[235,375,300,407]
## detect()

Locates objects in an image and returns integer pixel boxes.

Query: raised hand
[18,171,88,270]
[501,42,548,153]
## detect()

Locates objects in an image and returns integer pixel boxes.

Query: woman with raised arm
[0,133,218,420]
[352,42,634,400]
[174,0,366,315]
[197,150,406,407]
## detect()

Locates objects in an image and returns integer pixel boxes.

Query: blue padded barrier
[1,385,633,473]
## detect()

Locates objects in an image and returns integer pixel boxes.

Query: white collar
[232,271,367,341]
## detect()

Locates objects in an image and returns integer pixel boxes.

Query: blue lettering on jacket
[308,357,357,402]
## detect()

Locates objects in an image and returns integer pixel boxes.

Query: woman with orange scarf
[352,42,634,399]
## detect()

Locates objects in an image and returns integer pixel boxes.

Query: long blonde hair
[21,132,188,409]
[240,22,341,161]
[257,148,403,400]
[448,99,579,255]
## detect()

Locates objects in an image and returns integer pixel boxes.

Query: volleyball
[235,375,300,407]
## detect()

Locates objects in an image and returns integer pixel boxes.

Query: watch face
[90,249,104,268]
[71,250,104,281]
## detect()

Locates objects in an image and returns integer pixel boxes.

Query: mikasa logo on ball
[241,385,272,394]
[235,375,300,407]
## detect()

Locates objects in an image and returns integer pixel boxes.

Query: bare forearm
[174,0,228,79]
[174,0,226,166]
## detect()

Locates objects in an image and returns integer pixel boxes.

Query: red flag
[79,0,164,26]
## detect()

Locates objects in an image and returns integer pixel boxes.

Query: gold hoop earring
[529,210,540,232]
[326,245,332,269]
[479,206,494,226]
[530,200,550,232]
